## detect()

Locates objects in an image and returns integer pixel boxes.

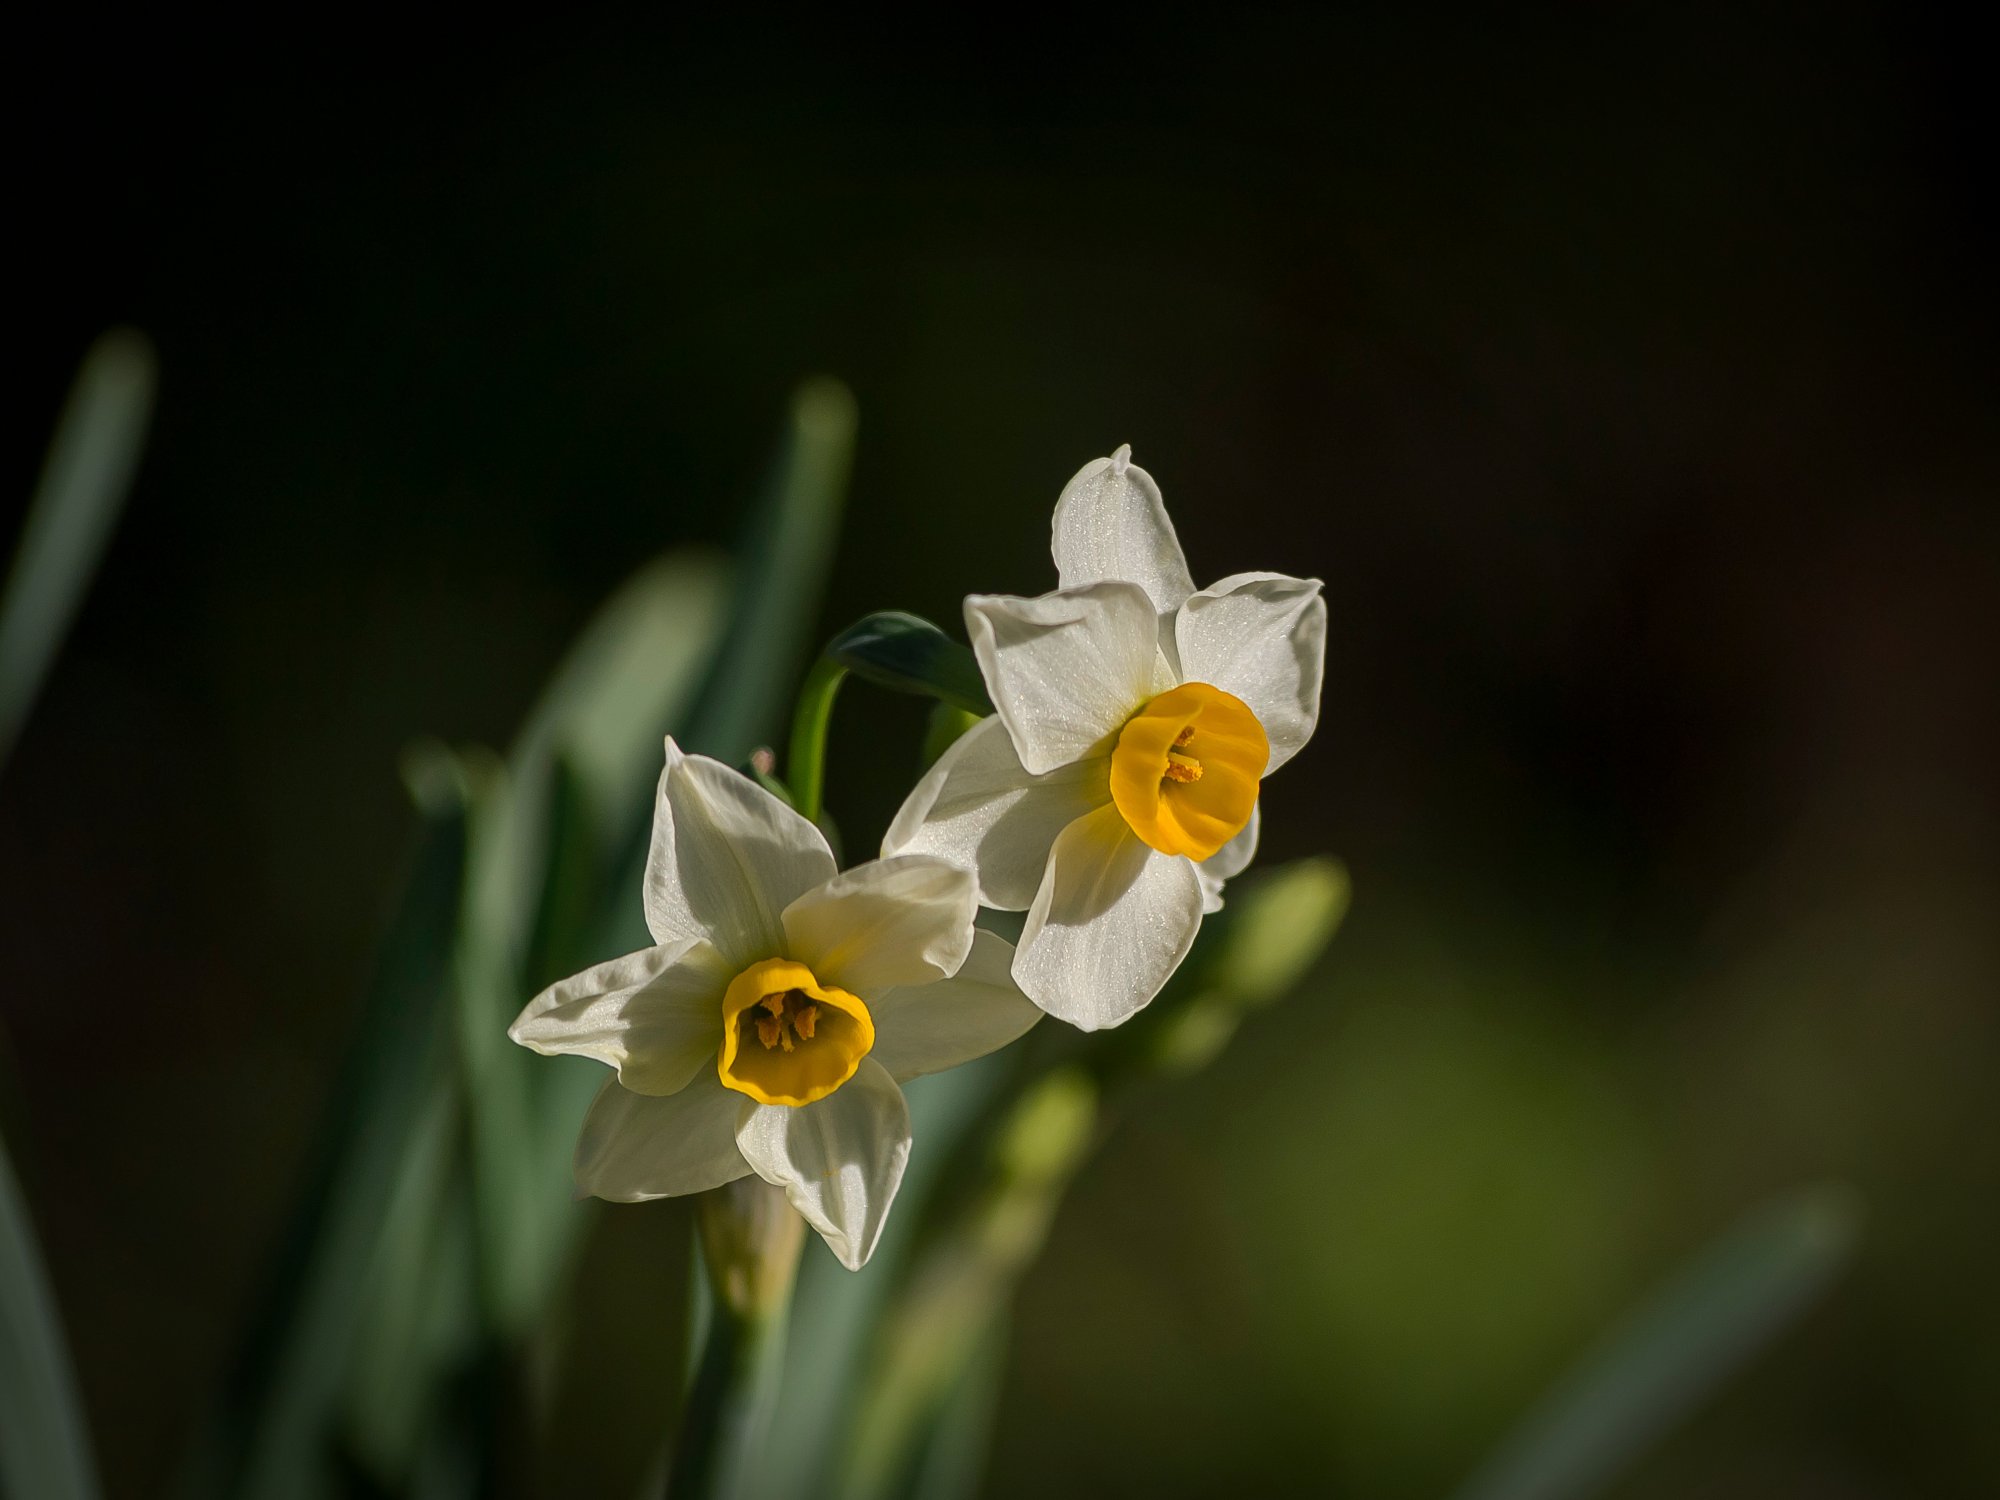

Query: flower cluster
[512,446,1325,1267]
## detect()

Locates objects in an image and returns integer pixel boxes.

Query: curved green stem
[785,656,847,825]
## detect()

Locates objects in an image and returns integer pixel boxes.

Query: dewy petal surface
[869,929,1042,1082]
[573,1073,752,1201]
[966,581,1170,777]
[880,716,1110,910]
[780,856,977,997]
[1014,802,1206,1030]
[509,936,735,1095]
[1195,803,1261,914]
[735,1057,911,1270]
[1050,447,1196,614]
[643,738,837,964]
[1174,572,1327,773]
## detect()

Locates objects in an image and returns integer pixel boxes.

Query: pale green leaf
[0,1138,102,1500]
[0,329,155,768]
[1451,1184,1861,1500]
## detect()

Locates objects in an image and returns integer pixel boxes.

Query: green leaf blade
[200,780,471,1500]
[1451,1184,1861,1500]
[826,612,992,715]
[0,1138,102,1500]
[0,329,156,769]
[688,377,858,768]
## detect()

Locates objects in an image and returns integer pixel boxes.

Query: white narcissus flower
[510,738,1041,1269]
[883,446,1325,1031]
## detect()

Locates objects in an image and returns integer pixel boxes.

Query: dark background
[5,9,1995,1497]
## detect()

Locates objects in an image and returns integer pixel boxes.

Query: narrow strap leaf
[0,1138,102,1500]
[0,330,155,770]
[1451,1185,1861,1500]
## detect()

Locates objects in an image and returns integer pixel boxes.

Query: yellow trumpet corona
[1108,681,1269,860]
[717,958,875,1107]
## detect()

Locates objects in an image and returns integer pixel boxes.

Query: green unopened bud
[994,1067,1097,1187]
[696,1177,806,1322]
[398,736,473,815]
[1212,857,1350,1008]
[1145,997,1242,1077]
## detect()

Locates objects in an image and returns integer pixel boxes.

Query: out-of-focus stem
[838,1070,1099,1500]
[840,859,1352,1500]
[785,656,847,825]
[665,1178,807,1500]
[919,701,982,771]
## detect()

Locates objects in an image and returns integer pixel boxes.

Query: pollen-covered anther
[753,989,821,1052]
[1109,681,1270,860]
[1163,725,1204,783]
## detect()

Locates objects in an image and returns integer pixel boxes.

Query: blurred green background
[4,9,1995,1498]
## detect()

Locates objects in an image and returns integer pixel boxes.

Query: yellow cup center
[1108,681,1268,860]
[717,958,874,1107]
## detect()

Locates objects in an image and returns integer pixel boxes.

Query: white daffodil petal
[1050,448,1196,614]
[508,936,733,1095]
[966,582,1168,777]
[643,738,837,963]
[573,1074,752,1201]
[735,1058,911,1270]
[1195,803,1261,914]
[880,716,1111,910]
[1015,803,1205,1030]
[780,856,978,997]
[870,930,1042,1082]
[1174,572,1326,773]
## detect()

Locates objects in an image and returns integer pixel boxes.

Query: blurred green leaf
[0,329,154,770]
[0,1138,102,1500]
[686,377,858,769]
[453,748,571,1343]
[524,756,610,992]
[339,1091,478,1484]
[367,379,850,1480]
[554,379,860,1496]
[448,531,801,1346]
[905,1320,1007,1500]
[1096,857,1349,1083]
[414,377,852,1482]
[1206,856,1351,1006]
[205,382,851,1496]
[285,540,735,1492]
[835,1063,1101,1500]
[1451,1184,1861,1500]
[756,1054,1024,1500]
[836,857,1349,1499]
[405,549,729,1361]
[825,612,992,716]
[517,551,734,857]
[200,772,471,1500]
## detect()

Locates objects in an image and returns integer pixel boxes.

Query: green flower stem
[667,1178,807,1500]
[785,656,847,826]
[839,860,1352,1499]
[838,1070,1099,1500]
